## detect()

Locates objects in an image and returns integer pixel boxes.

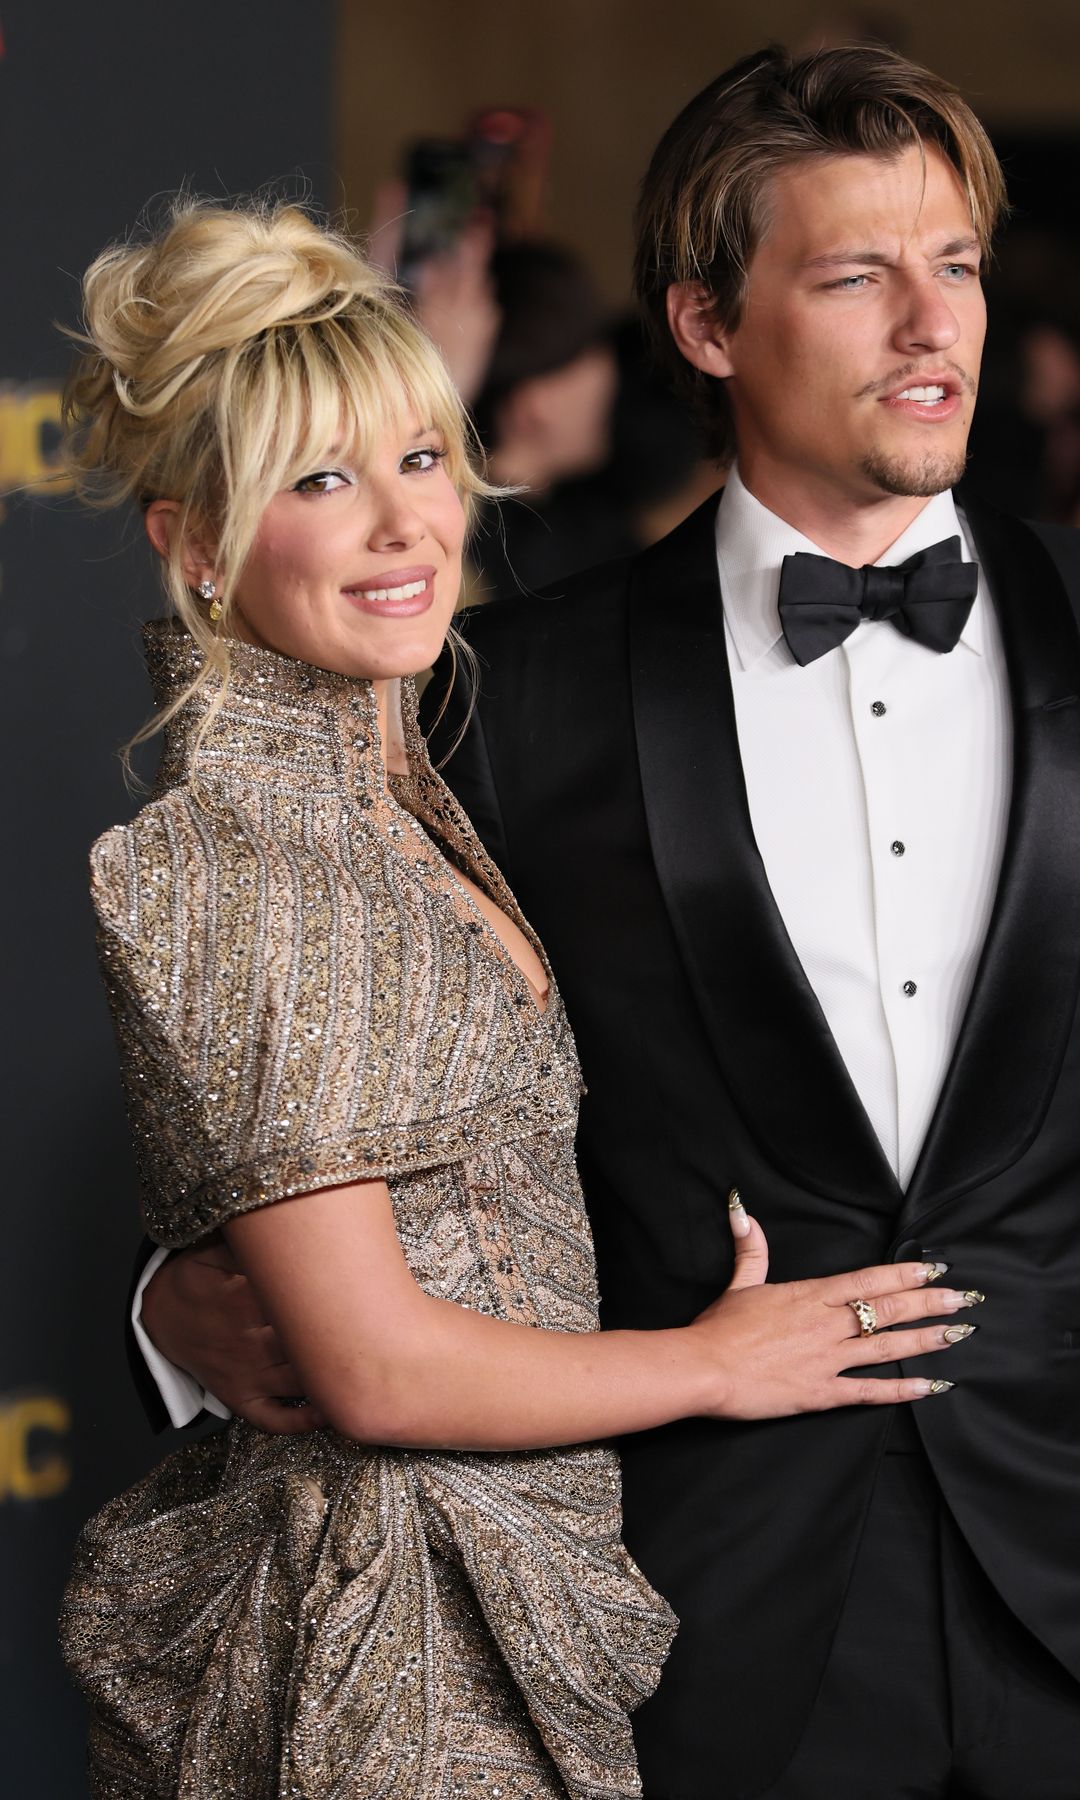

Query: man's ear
[666,282,736,380]
[144,499,216,588]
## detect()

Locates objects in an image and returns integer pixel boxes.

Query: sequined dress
[60,624,676,1800]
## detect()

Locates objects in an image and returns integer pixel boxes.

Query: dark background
[0,6,333,1791]
[1,2,1077,1792]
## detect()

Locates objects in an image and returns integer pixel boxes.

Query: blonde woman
[60,200,962,1800]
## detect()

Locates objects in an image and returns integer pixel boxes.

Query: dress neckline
[142,618,557,1029]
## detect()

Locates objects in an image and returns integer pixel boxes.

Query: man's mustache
[855,360,977,400]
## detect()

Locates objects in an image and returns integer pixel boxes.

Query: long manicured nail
[920,1261,950,1283]
[943,1322,978,1344]
[914,1378,955,1396]
[939,1288,985,1313]
[727,1188,750,1238]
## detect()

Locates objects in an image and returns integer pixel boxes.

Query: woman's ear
[144,499,216,588]
[666,283,736,380]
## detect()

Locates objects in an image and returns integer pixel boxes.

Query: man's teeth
[897,385,946,402]
[355,579,428,601]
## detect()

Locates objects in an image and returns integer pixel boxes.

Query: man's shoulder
[458,490,724,665]
[961,490,1080,576]
[459,549,637,655]
[1025,517,1080,591]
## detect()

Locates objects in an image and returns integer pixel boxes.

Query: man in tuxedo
[134,44,1080,1797]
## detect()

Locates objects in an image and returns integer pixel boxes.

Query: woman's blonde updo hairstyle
[63,196,491,751]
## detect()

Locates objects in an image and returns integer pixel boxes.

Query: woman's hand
[690,1193,977,1420]
[141,1243,322,1433]
[140,1188,977,1449]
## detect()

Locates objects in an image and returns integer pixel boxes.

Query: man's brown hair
[633,43,1008,459]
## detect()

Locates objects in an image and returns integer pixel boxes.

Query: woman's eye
[292,469,350,496]
[400,447,447,474]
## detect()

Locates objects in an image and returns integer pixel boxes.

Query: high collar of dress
[144,618,426,800]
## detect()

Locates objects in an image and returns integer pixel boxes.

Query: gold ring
[848,1298,878,1336]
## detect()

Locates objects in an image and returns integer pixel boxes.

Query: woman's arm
[224,1180,969,1449]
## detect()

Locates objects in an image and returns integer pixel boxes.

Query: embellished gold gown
[60,623,676,1800]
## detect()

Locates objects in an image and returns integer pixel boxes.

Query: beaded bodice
[93,622,582,1250]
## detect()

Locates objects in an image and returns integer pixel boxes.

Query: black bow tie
[776,535,979,667]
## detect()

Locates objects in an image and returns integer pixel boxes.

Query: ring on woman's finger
[847,1298,879,1336]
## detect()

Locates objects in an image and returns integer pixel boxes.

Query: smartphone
[398,138,479,286]
[398,109,551,287]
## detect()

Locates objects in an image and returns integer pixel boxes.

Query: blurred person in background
[961,226,1080,525]
[124,42,1080,1800]
[368,180,632,598]
[449,247,725,598]
[468,241,633,599]
[1019,311,1080,523]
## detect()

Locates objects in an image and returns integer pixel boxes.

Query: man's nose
[892,278,960,357]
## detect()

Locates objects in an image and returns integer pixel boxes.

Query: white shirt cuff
[132,1246,232,1427]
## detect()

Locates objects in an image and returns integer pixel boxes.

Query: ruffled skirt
[61,1423,676,1798]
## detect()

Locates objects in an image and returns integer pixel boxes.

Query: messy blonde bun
[63,196,490,753]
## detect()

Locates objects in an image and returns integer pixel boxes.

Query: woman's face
[230,415,466,682]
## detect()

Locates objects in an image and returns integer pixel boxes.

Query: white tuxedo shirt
[717,466,1012,1189]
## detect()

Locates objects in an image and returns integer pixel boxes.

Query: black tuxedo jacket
[421,492,1080,1798]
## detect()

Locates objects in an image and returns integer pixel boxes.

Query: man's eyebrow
[802,235,981,270]
[802,250,893,269]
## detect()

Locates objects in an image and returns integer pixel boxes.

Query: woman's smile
[342,563,437,617]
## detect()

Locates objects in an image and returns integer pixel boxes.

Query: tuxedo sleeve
[126,1241,231,1432]
[125,1237,173,1433]
[420,643,512,871]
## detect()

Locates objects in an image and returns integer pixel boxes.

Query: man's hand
[141,1242,324,1433]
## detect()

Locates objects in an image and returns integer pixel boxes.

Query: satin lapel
[629,495,901,1211]
[902,502,1080,1221]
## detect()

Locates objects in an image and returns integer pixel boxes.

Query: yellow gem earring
[196,577,222,622]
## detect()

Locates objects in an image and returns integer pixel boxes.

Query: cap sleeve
[90,795,575,1248]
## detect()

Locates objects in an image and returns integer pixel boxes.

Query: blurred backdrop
[2,1,1078,1790]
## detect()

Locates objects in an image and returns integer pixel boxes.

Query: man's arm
[130,1245,228,1429]
[134,1240,325,1434]
[127,1239,178,1432]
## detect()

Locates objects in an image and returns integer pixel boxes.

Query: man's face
[714,144,986,515]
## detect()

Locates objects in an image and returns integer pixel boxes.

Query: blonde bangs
[62,196,497,779]
[212,300,489,602]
